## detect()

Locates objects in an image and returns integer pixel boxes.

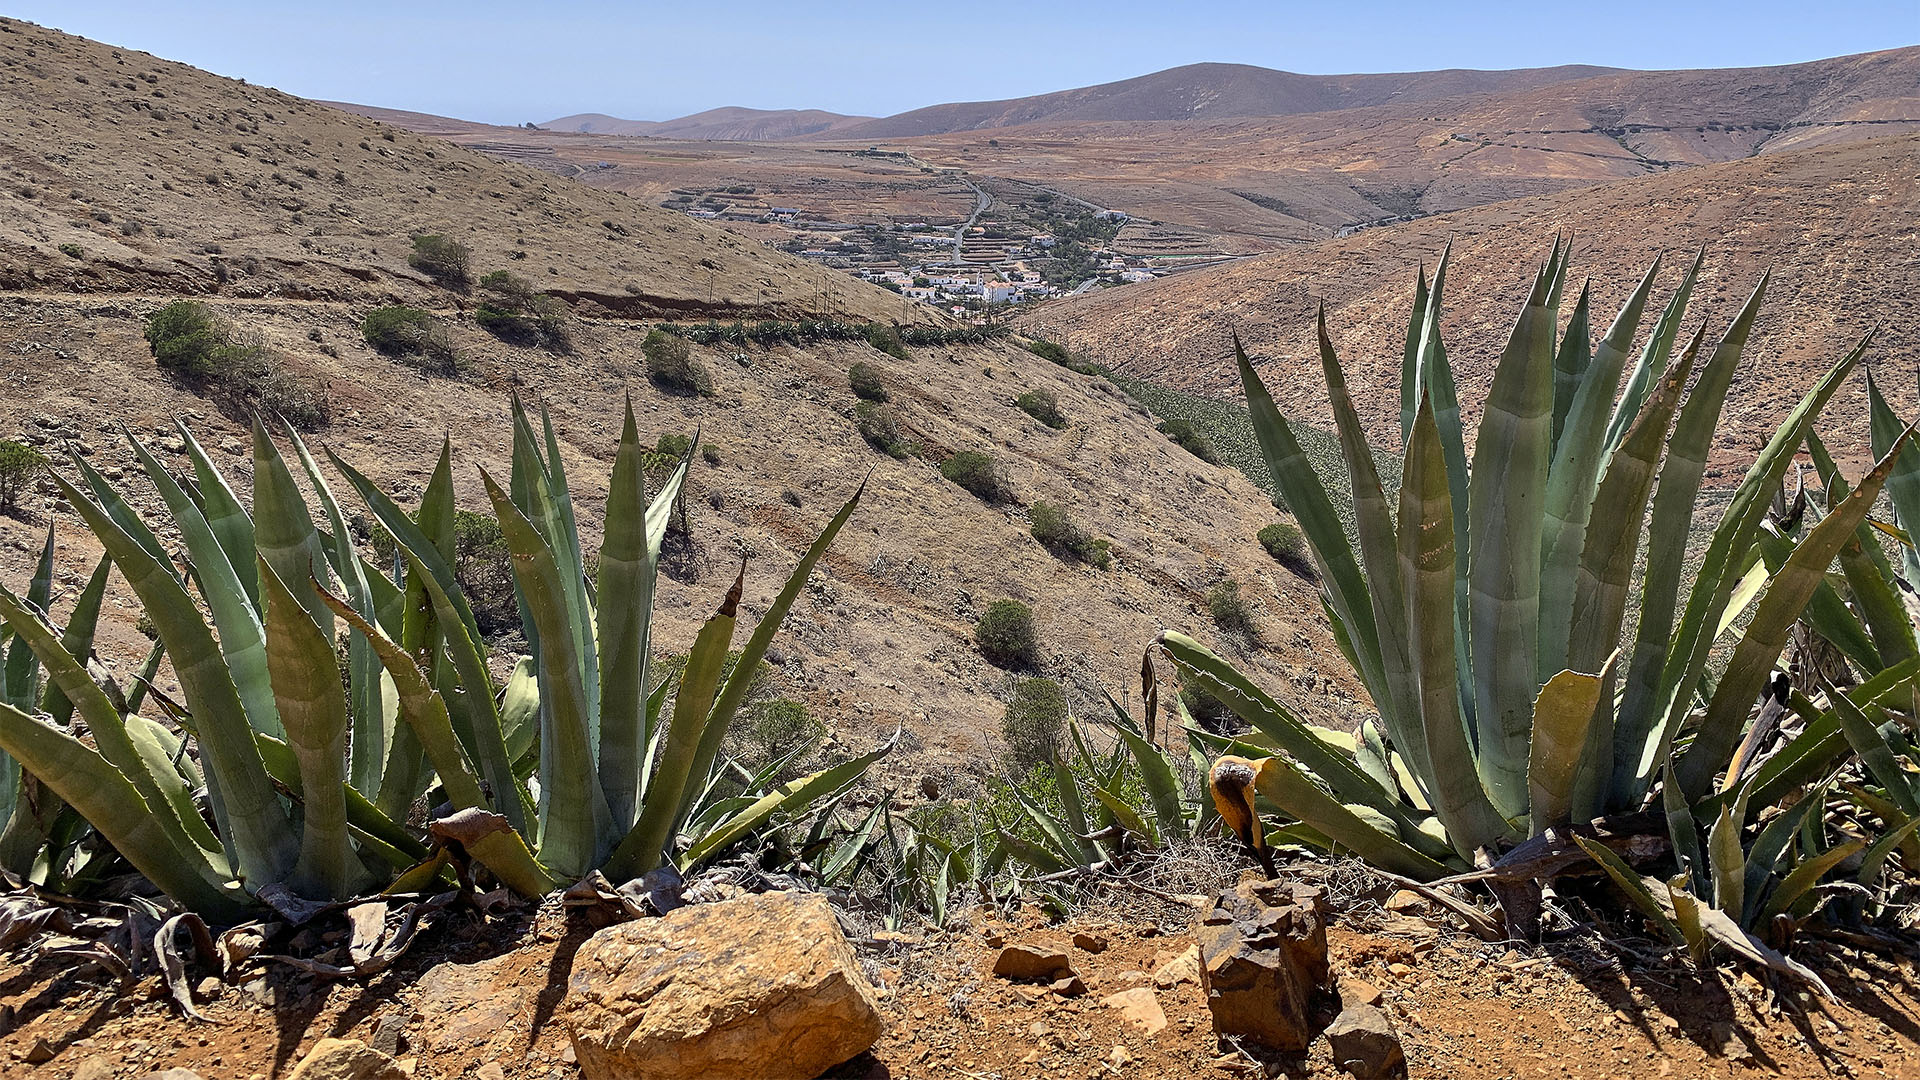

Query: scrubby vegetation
[668,319,1006,349]
[361,305,462,376]
[408,232,471,289]
[643,328,712,396]
[144,301,330,428]
[855,401,912,458]
[849,360,889,402]
[1016,388,1067,429]
[0,441,46,515]
[1257,521,1314,578]
[1025,336,1101,375]
[975,599,1039,670]
[474,270,571,351]
[1029,500,1111,569]
[1206,579,1256,639]
[940,450,1010,502]
[1002,677,1068,771]
[1156,418,1220,463]
[865,324,910,361]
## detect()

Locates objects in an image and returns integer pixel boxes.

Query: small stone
[1325,1003,1406,1080]
[1099,987,1168,1036]
[72,1059,115,1080]
[1338,978,1384,1007]
[1152,946,1201,989]
[141,1071,204,1080]
[993,943,1074,982]
[23,1039,55,1065]
[1072,932,1109,954]
[473,1065,507,1080]
[285,1038,409,1080]
[1108,1045,1133,1068]
[1047,975,1087,997]
[1027,1022,1052,1040]
[369,1014,406,1056]
[1386,963,1413,978]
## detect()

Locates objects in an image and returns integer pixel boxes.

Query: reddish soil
[2,873,1918,1080]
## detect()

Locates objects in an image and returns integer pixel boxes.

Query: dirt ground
[1,865,1917,1080]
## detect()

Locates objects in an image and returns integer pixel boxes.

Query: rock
[992,943,1074,982]
[1100,987,1168,1036]
[1152,945,1200,989]
[71,1059,115,1080]
[410,950,533,1057]
[1195,880,1331,1052]
[1325,1003,1406,1080]
[1072,932,1109,953]
[23,1038,54,1064]
[369,1014,406,1056]
[473,1064,507,1080]
[1047,974,1087,997]
[1384,889,1425,913]
[285,1038,408,1080]
[563,889,883,1080]
[1338,978,1384,1008]
[141,1071,204,1080]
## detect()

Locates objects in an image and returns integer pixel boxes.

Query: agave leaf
[1830,685,1920,816]
[1573,833,1684,944]
[1805,429,1917,668]
[1667,872,1710,964]
[481,469,612,877]
[1856,815,1920,892]
[823,797,889,882]
[1009,769,1098,858]
[251,423,334,640]
[1549,279,1593,451]
[38,553,109,727]
[1753,527,1879,674]
[1088,784,1157,849]
[1641,336,1871,802]
[1114,723,1189,843]
[0,583,223,862]
[1234,335,1386,703]
[686,478,863,826]
[499,657,540,767]
[1738,786,1823,923]
[1714,558,1771,642]
[1398,392,1510,853]
[1708,783,1751,918]
[596,398,664,829]
[0,701,248,919]
[175,422,259,608]
[330,452,528,834]
[125,433,284,742]
[996,822,1070,874]
[257,557,363,900]
[1664,764,1708,896]
[1249,753,1453,879]
[1527,653,1616,835]
[1760,837,1865,923]
[1604,247,1703,459]
[607,568,741,880]
[1868,368,1920,586]
[1399,265,1430,448]
[47,471,295,887]
[1050,746,1097,863]
[1536,260,1658,681]
[2,520,53,714]
[69,453,171,570]
[1316,310,1424,782]
[1465,261,1558,819]
[1678,424,1913,801]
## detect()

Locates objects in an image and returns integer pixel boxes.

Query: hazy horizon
[11,1,1918,126]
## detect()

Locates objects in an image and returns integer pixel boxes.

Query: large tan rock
[1195,879,1331,1051]
[563,889,883,1080]
[285,1039,408,1080]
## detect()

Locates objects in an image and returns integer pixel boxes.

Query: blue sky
[18,1,1919,124]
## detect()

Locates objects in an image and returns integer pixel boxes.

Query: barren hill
[829,61,1619,138]
[1021,132,1920,471]
[542,107,872,141]
[0,17,1360,781]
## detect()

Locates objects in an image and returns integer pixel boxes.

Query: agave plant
[0,398,883,919]
[1165,241,1914,900]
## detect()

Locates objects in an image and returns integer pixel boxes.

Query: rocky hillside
[1023,132,1920,471]
[0,19,1363,786]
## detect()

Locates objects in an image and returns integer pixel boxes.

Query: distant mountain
[830,61,1622,139]
[540,107,871,141]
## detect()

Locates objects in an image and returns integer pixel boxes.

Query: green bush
[701,444,722,466]
[145,301,329,428]
[362,508,515,637]
[58,243,83,259]
[941,451,1009,503]
[1178,682,1243,735]
[739,698,826,781]
[408,233,471,289]
[855,401,911,459]
[1158,418,1220,464]
[849,361,889,402]
[1029,501,1110,569]
[1208,579,1257,640]
[0,441,46,515]
[1003,677,1067,771]
[1016,389,1066,429]
[644,328,711,396]
[362,306,462,376]
[865,324,910,361]
[1027,338,1070,365]
[976,599,1039,670]
[1258,521,1315,578]
[474,270,570,351]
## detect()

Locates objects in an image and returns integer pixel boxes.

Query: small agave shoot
[1174,240,1918,968]
[0,398,886,921]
